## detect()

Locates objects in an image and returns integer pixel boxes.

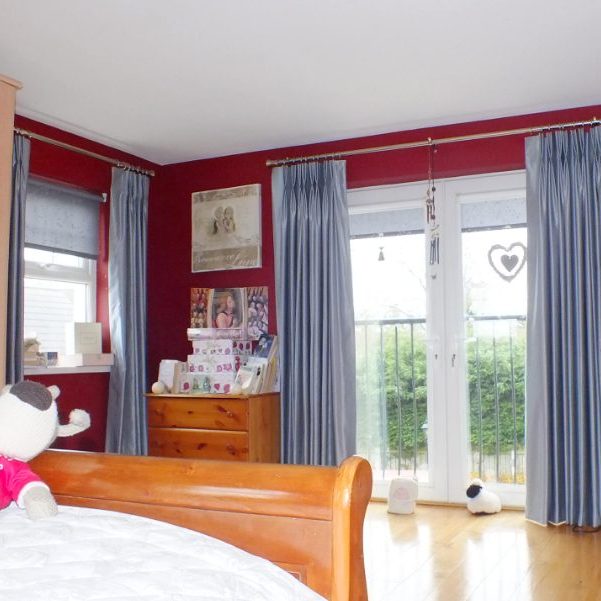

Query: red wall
[16,104,601,449]
[147,104,601,378]
[27,372,109,452]
[15,115,158,451]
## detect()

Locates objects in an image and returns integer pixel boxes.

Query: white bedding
[0,504,325,601]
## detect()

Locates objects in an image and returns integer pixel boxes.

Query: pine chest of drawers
[146,393,280,463]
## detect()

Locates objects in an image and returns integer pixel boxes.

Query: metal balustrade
[355,315,526,484]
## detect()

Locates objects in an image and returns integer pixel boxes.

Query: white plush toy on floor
[466,478,502,514]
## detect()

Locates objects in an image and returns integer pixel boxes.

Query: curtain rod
[14,127,155,177]
[265,117,600,168]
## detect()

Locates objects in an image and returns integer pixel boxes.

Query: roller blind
[460,195,526,231]
[25,178,103,259]
[349,207,423,238]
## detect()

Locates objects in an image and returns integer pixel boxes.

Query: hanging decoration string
[426,141,440,269]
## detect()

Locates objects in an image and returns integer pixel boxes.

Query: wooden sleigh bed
[30,450,372,601]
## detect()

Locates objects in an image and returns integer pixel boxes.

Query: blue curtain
[272,160,356,466]
[526,128,601,527]
[6,135,30,384]
[106,168,149,455]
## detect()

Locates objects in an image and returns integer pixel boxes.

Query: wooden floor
[363,503,601,601]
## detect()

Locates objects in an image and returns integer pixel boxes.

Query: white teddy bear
[0,381,90,520]
[466,478,502,514]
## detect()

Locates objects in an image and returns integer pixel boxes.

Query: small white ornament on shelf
[151,381,166,394]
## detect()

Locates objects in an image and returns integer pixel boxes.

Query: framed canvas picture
[191,184,262,272]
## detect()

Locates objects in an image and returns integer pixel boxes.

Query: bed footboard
[31,450,372,601]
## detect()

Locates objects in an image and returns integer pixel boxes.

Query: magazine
[232,356,268,394]
[190,288,210,328]
[246,286,268,340]
[254,334,276,358]
[251,334,279,393]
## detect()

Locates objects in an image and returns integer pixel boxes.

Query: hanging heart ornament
[487,242,526,282]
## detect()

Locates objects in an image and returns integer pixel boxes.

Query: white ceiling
[1,0,600,165]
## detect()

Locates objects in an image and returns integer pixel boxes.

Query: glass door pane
[350,205,429,489]
[460,195,527,487]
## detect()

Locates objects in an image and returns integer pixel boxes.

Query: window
[24,248,96,354]
[349,171,527,506]
[23,178,103,356]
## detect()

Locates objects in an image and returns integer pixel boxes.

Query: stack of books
[24,351,58,367]
[23,338,57,367]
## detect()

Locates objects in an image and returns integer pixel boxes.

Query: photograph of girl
[211,288,245,330]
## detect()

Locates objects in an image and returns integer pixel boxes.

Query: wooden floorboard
[364,502,601,601]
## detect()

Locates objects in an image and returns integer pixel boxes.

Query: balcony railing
[355,315,526,485]
[466,315,526,484]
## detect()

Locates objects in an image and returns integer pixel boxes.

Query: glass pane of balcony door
[460,195,527,486]
[350,205,429,485]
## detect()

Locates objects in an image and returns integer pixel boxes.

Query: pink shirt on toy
[0,455,47,509]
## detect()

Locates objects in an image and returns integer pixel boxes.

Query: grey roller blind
[25,178,103,259]
[349,207,424,238]
[461,196,526,231]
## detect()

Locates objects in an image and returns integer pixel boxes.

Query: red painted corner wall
[15,115,158,451]
[26,373,109,452]
[146,104,601,379]
[15,115,159,355]
[17,104,601,449]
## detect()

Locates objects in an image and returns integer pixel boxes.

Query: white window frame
[24,247,97,336]
[349,170,527,507]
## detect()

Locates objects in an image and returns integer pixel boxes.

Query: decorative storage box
[187,328,246,341]
[190,373,237,395]
[187,354,243,375]
[191,339,252,355]
[175,372,194,394]
[208,374,235,394]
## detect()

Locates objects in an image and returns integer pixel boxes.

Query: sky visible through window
[351,226,527,321]
[351,234,426,321]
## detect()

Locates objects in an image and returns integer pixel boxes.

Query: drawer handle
[216,405,235,419]
[226,444,237,455]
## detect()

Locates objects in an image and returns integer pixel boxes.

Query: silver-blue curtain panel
[272,160,356,466]
[526,129,601,527]
[6,135,30,384]
[106,168,149,455]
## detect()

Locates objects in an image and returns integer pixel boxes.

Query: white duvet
[0,504,325,601]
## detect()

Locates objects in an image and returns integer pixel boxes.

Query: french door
[349,171,527,506]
